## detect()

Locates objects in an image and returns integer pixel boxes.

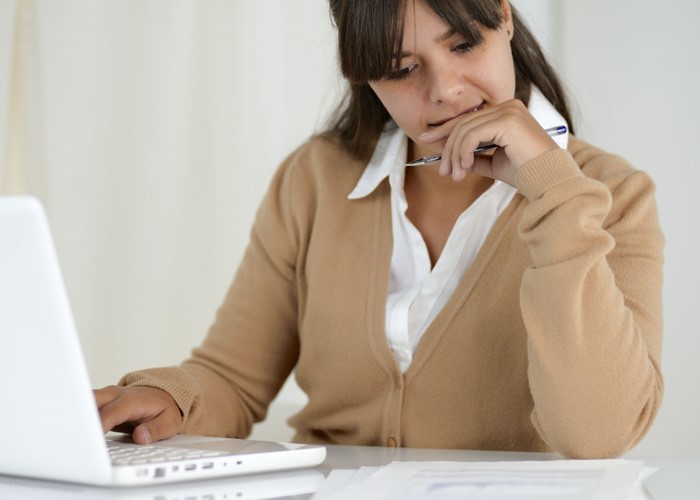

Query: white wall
[5,0,339,385]
[0,0,15,182]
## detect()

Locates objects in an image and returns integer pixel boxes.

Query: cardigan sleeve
[119,146,307,438]
[515,147,664,458]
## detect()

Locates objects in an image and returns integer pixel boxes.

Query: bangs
[332,0,505,83]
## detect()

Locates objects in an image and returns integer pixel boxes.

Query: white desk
[0,444,697,499]
[320,444,700,499]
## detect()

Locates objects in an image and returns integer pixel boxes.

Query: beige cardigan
[121,134,664,458]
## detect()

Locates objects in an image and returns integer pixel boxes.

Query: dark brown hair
[327,0,574,161]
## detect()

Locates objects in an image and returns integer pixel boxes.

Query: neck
[405,166,494,208]
[403,164,494,267]
[401,139,496,266]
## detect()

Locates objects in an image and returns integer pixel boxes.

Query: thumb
[131,410,182,444]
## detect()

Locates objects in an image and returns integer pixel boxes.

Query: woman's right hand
[94,385,183,444]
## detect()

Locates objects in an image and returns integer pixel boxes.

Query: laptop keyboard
[107,441,228,466]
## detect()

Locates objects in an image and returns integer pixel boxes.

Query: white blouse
[348,88,569,373]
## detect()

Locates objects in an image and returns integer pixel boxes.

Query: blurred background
[1,0,697,457]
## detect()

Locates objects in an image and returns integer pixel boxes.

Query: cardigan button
[387,436,398,448]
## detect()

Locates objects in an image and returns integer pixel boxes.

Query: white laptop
[0,468,326,499]
[0,196,326,487]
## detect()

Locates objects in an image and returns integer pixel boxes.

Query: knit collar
[347,86,569,200]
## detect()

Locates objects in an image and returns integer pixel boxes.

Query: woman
[96,0,664,458]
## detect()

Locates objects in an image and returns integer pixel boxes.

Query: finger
[93,385,122,409]
[439,120,464,177]
[456,133,483,181]
[452,131,475,182]
[419,103,500,144]
[469,154,497,180]
[447,125,482,182]
[419,124,451,144]
[99,396,139,434]
[98,387,183,442]
[98,388,163,434]
[131,407,182,444]
[440,115,495,180]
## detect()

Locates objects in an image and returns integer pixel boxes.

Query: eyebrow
[393,28,458,59]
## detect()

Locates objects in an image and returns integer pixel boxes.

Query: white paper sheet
[313,459,654,500]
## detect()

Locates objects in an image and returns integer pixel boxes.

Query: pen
[405,125,568,167]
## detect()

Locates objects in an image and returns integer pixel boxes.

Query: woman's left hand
[418,99,560,186]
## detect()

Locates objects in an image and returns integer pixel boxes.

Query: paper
[313,459,654,500]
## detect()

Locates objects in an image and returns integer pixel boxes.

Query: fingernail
[137,426,152,444]
[453,166,463,182]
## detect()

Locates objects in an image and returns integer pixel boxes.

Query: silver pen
[405,125,568,167]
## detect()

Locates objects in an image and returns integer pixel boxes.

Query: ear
[501,0,514,40]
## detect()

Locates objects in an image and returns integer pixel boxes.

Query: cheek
[504,56,517,97]
[473,63,516,103]
[472,36,517,101]
[371,85,420,129]
[496,43,517,98]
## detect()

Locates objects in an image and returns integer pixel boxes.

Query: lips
[428,102,485,127]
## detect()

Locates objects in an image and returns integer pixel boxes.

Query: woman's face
[368,0,516,160]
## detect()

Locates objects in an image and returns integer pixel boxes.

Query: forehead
[336,0,502,82]
[401,0,458,46]
[396,0,484,58]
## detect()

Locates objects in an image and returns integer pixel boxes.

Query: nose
[428,64,464,104]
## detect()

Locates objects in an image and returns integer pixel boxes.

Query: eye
[451,41,476,53]
[386,64,417,81]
